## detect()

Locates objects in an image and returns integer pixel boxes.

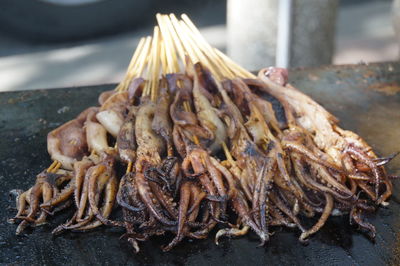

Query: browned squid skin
[53,155,113,233]
[257,68,392,204]
[232,79,310,233]
[72,157,95,210]
[190,63,227,154]
[11,57,394,250]
[167,71,232,246]
[53,105,119,233]
[120,208,141,253]
[128,77,145,104]
[168,74,197,126]
[282,130,355,201]
[38,158,93,213]
[221,75,338,243]
[168,74,211,146]
[152,84,174,156]
[117,172,149,253]
[343,144,388,202]
[180,147,222,232]
[250,67,391,239]
[135,99,164,166]
[98,90,115,106]
[111,91,145,241]
[217,81,272,242]
[87,154,120,227]
[47,107,96,170]
[350,207,377,238]
[223,132,272,239]
[117,172,145,213]
[163,180,192,251]
[242,77,346,238]
[144,156,181,197]
[269,190,305,233]
[75,165,96,223]
[12,170,73,234]
[247,82,356,219]
[117,107,137,164]
[99,90,129,114]
[144,81,181,222]
[118,81,181,251]
[133,96,180,230]
[163,180,208,251]
[144,158,181,221]
[299,193,334,242]
[108,98,164,252]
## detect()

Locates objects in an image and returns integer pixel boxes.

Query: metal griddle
[0,62,399,265]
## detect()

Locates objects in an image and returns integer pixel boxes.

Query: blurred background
[0,0,397,92]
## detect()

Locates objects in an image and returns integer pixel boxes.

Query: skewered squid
[9,14,397,253]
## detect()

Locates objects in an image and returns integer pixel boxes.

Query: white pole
[227,0,278,71]
[276,0,292,68]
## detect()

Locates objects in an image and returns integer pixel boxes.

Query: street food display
[9,14,396,252]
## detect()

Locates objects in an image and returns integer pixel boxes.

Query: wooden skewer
[214,48,256,79]
[172,15,220,80]
[160,41,168,75]
[221,142,234,163]
[157,14,180,73]
[176,19,231,110]
[124,37,146,78]
[126,161,133,174]
[141,35,155,98]
[150,26,161,102]
[169,14,198,64]
[160,17,200,143]
[162,14,187,67]
[128,38,146,72]
[53,161,61,173]
[136,36,153,78]
[178,18,250,79]
[178,20,225,81]
[47,161,62,173]
[169,16,233,82]
[181,14,235,79]
[47,160,58,172]
[157,19,175,76]
[142,58,151,96]
[116,37,146,92]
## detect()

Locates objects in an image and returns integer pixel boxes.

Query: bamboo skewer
[157,16,200,145]
[121,37,151,174]
[135,36,153,78]
[127,38,146,75]
[160,41,168,75]
[150,26,161,102]
[159,14,234,81]
[178,20,224,80]
[157,14,180,73]
[181,14,235,79]
[122,37,146,89]
[163,15,187,68]
[142,33,156,98]
[47,160,61,173]
[126,161,133,174]
[214,48,256,79]
[169,14,199,64]
[116,37,146,92]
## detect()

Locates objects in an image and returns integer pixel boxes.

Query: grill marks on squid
[10,63,395,252]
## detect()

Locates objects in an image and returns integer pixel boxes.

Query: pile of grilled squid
[9,14,396,252]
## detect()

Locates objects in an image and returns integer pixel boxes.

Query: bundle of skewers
[9,14,397,252]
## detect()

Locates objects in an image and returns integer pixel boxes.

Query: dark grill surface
[1,62,399,265]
